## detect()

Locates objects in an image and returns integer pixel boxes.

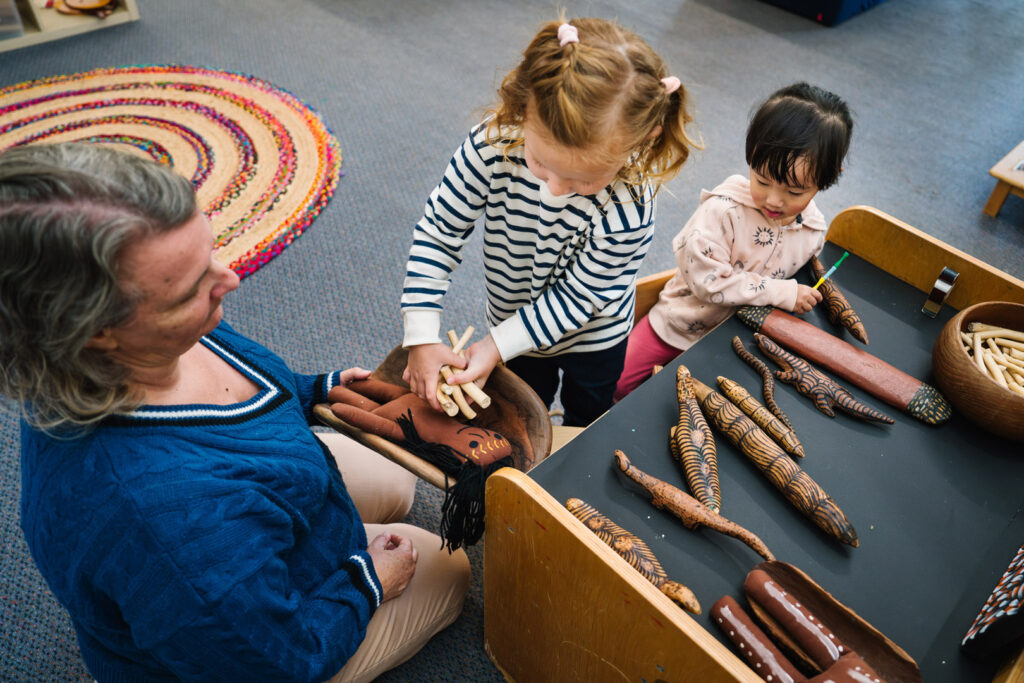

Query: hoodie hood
[700,174,757,209]
[698,174,826,231]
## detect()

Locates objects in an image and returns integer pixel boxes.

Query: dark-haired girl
[615,82,854,400]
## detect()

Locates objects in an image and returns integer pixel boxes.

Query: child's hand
[448,335,501,390]
[791,284,823,314]
[403,343,467,411]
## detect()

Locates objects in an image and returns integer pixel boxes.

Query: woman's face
[102,211,239,362]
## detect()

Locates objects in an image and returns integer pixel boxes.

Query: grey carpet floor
[1,0,1022,681]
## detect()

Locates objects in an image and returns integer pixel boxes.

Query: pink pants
[613,315,684,401]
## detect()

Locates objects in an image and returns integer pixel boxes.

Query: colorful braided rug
[0,65,342,279]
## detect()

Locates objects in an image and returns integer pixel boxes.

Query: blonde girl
[401,17,699,426]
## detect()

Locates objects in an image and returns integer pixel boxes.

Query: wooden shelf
[0,0,138,53]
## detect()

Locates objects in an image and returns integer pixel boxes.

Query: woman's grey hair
[0,143,197,431]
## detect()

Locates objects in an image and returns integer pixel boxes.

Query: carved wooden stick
[753,333,894,424]
[717,376,805,458]
[808,255,869,344]
[450,326,474,353]
[732,336,794,428]
[439,365,476,419]
[435,387,459,416]
[674,366,721,513]
[566,498,701,614]
[737,306,950,425]
[689,374,859,547]
[613,449,775,561]
[445,329,492,409]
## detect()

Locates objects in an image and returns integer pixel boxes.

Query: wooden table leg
[984,180,1012,217]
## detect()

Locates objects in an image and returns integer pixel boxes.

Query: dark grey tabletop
[529,242,1022,683]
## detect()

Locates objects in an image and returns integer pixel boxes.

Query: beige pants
[318,432,471,683]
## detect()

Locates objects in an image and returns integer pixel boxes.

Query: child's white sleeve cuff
[402,310,442,348]
[490,316,536,362]
[767,279,799,311]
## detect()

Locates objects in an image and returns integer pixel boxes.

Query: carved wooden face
[455,424,511,465]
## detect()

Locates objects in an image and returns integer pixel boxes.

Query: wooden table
[484,207,1024,682]
[984,139,1024,218]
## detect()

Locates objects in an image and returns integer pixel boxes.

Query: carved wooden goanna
[688,375,859,547]
[672,366,721,513]
[613,449,775,560]
[754,333,894,424]
[717,375,805,458]
[809,255,870,345]
[732,336,794,428]
[566,497,701,614]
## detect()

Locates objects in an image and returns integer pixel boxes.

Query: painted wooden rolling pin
[736,306,952,425]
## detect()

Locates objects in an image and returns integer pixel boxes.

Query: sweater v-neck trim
[109,331,292,426]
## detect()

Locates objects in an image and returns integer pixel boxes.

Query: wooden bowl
[932,301,1024,442]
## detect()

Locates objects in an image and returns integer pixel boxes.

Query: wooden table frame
[984,140,1024,218]
[483,206,1024,682]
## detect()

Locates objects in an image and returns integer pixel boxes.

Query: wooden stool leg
[984,180,1012,217]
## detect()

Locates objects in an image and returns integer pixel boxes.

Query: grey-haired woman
[0,143,468,683]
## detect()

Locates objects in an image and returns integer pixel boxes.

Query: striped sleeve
[491,187,656,359]
[401,128,491,346]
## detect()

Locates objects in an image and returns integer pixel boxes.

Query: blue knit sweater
[20,322,383,683]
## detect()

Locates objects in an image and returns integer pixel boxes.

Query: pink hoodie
[648,174,827,351]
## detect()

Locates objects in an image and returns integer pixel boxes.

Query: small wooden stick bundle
[436,326,494,419]
[960,322,1024,396]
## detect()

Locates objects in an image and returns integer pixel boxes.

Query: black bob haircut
[745,82,853,191]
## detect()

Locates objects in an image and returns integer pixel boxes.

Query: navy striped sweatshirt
[401,124,657,359]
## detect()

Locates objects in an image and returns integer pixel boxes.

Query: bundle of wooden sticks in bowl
[435,326,491,420]
[932,301,1024,442]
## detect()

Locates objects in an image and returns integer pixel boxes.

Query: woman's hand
[366,532,418,602]
[338,367,372,385]
[790,284,823,314]
[447,335,500,389]
[403,343,466,411]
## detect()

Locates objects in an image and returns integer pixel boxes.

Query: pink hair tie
[557,23,579,47]
[661,76,681,95]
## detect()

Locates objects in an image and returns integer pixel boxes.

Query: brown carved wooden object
[732,336,794,428]
[738,306,950,425]
[711,595,886,683]
[753,333,895,424]
[717,375,805,458]
[612,449,775,561]
[565,498,701,614]
[688,374,859,547]
[809,255,870,344]
[674,366,721,512]
[744,568,847,673]
[745,561,923,683]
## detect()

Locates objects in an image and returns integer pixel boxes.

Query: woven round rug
[0,64,342,279]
